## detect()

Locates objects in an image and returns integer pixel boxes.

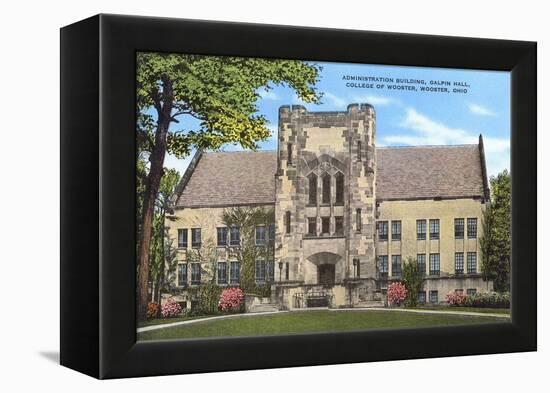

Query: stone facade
[167,103,493,311]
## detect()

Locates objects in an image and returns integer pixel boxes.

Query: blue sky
[164,61,510,178]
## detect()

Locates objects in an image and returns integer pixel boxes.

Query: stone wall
[274,104,377,297]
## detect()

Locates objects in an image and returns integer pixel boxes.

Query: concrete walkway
[330,307,510,319]
[137,310,287,333]
[138,307,509,333]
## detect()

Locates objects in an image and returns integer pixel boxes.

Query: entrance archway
[306,251,341,286]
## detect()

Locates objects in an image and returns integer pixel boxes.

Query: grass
[415,307,511,315]
[137,310,506,341]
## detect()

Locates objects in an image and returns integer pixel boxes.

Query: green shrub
[189,283,223,315]
[464,291,510,308]
[401,257,424,307]
[249,283,272,298]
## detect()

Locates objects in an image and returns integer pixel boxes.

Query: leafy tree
[221,206,275,293]
[135,53,321,320]
[401,257,424,307]
[149,168,180,302]
[480,169,511,292]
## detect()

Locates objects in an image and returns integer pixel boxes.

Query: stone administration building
[167,104,493,309]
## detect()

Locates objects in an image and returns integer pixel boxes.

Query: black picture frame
[60,14,536,379]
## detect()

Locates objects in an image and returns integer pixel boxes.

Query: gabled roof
[376,144,486,201]
[173,143,488,208]
[174,151,277,208]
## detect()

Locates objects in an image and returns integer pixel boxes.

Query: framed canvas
[60,14,536,379]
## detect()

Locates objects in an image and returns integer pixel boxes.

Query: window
[255,225,266,246]
[356,209,362,232]
[391,220,401,241]
[285,211,291,234]
[467,218,477,239]
[191,228,201,248]
[417,254,426,276]
[287,143,292,164]
[230,226,240,246]
[217,262,227,284]
[377,221,388,241]
[467,252,477,274]
[321,217,330,234]
[285,262,290,280]
[191,263,201,285]
[467,288,477,296]
[429,290,439,303]
[268,224,275,244]
[177,264,187,287]
[356,259,361,277]
[267,261,275,282]
[335,216,344,236]
[417,220,426,240]
[177,228,188,249]
[308,173,317,205]
[429,253,440,275]
[217,227,227,247]
[335,172,344,204]
[378,255,388,277]
[391,255,402,278]
[357,140,362,161]
[429,219,440,240]
[255,260,266,284]
[307,217,316,236]
[455,252,464,274]
[418,291,426,304]
[230,261,240,284]
[454,218,464,239]
[322,173,331,204]
[455,289,464,295]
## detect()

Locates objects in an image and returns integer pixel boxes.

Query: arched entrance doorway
[306,252,341,287]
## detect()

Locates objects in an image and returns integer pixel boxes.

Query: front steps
[354,300,385,308]
[248,303,279,313]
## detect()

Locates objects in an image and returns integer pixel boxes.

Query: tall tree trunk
[137,78,173,321]
[155,215,165,318]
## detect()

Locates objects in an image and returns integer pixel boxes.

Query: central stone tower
[274,103,378,308]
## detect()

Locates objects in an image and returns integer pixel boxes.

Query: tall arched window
[335,172,344,204]
[308,173,317,205]
[285,211,291,234]
[322,173,331,204]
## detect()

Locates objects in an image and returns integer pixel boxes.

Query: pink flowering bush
[219,287,245,312]
[446,290,466,306]
[387,282,408,306]
[161,298,182,318]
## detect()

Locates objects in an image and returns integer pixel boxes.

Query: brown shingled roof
[174,145,486,208]
[376,145,485,200]
[175,151,277,208]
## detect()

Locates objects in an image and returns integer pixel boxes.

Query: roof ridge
[204,150,277,154]
[377,144,478,150]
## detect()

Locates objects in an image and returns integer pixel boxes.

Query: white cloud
[164,152,194,176]
[258,89,279,100]
[294,92,394,110]
[468,102,496,117]
[381,108,509,177]
[323,92,346,108]
[352,94,396,106]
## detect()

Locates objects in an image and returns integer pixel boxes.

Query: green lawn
[414,307,511,315]
[137,310,507,341]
